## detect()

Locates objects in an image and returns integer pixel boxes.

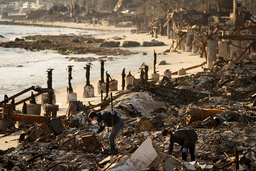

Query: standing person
[88,110,124,155]
[162,129,197,161]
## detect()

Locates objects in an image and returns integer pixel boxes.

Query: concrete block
[83,85,94,98]
[27,104,41,115]
[98,81,106,94]
[151,73,160,82]
[67,92,77,103]
[110,80,118,91]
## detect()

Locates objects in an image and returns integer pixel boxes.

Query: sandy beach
[31,22,206,116]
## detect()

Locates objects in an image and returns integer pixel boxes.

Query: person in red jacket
[162,129,197,161]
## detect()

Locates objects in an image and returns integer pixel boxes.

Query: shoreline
[0,20,133,32]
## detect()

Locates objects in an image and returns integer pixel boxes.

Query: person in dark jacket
[88,111,124,154]
[162,129,197,161]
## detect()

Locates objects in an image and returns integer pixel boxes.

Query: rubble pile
[1,52,256,170]
[1,85,256,170]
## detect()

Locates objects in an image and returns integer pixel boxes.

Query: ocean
[0,24,151,100]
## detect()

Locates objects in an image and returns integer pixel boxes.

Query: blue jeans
[109,118,124,152]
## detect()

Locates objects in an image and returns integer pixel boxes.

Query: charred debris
[0,0,256,171]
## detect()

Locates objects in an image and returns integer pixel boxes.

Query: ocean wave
[0,50,61,67]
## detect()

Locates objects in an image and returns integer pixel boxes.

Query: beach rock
[142,41,165,47]
[158,60,167,65]
[71,39,80,43]
[100,41,120,47]
[113,36,123,40]
[15,38,25,42]
[86,39,94,43]
[122,41,140,47]
[0,35,4,38]
[38,39,51,43]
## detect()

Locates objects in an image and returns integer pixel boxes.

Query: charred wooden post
[105,72,110,100]
[141,63,149,81]
[67,65,74,93]
[4,94,8,104]
[47,69,54,104]
[122,68,126,91]
[11,98,15,111]
[85,64,91,86]
[145,65,149,81]
[67,65,77,102]
[98,60,106,94]
[126,71,134,90]
[140,68,145,81]
[100,60,105,83]
[152,51,160,82]
[101,90,103,102]
[153,50,157,74]
[83,64,94,98]
[22,101,27,114]
[30,92,36,104]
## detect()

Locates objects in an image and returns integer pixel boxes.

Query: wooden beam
[15,92,43,106]
[0,86,34,107]
[172,61,207,75]
[219,35,256,40]
[0,113,47,123]
[188,107,224,117]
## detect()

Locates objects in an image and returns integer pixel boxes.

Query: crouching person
[88,110,124,154]
[162,129,197,161]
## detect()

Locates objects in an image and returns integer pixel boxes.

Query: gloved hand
[111,110,115,115]
[182,148,187,153]
[92,132,98,136]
